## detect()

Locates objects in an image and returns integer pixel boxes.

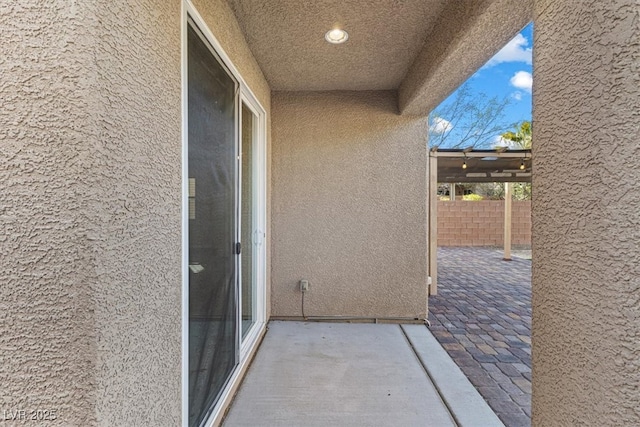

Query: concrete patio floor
[429,247,532,427]
[223,321,503,427]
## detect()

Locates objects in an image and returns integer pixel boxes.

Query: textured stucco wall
[1,0,271,425]
[1,2,97,425]
[532,0,640,425]
[88,1,183,425]
[438,201,531,247]
[271,91,428,319]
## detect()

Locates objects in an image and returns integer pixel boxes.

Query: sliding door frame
[238,93,267,356]
[181,1,267,426]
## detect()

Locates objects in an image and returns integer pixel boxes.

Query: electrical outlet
[300,280,309,292]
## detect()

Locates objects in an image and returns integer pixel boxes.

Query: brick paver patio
[428,247,531,427]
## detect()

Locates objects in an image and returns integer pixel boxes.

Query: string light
[520,159,526,170]
[462,159,467,169]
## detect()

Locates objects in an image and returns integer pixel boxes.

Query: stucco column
[532,1,639,425]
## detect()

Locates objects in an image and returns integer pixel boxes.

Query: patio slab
[403,324,503,427]
[223,321,499,426]
[429,247,532,427]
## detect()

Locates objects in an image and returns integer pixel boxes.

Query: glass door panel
[187,24,238,427]
[240,103,257,339]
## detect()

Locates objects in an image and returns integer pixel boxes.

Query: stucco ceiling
[228,0,532,113]
[228,0,448,91]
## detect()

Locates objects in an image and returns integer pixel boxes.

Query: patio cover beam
[431,149,533,184]
[435,151,531,159]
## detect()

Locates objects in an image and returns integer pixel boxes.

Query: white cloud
[430,117,453,134]
[486,33,532,67]
[511,91,523,101]
[494,135,507,147]
[510,71,533,93]
[494,135,515,148]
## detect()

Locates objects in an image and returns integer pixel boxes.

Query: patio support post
[428,151,438,295]
[449,183,456,201]
[503,182,512,261]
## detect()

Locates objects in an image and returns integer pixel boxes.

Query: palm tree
[501,121,531,149]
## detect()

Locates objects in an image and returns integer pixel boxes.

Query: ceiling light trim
[325,29,349,44]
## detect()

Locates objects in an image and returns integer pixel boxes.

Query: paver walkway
[428,247,532,427]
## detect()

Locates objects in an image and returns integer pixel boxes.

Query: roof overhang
[229,0,533,115]
[399,0,532,115]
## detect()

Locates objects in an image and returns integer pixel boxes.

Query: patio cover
[432,148,532,183]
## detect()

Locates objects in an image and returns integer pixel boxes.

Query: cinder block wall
[438,201,531,246]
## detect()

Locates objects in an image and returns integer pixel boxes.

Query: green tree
[512,182,532,201]
[500,121,531,149]
[500,120,532,200]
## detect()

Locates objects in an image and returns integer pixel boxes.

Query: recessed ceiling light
[325,28,349,44]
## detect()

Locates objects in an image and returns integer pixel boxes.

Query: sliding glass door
[187,24,238,427]
[185,17,266,427]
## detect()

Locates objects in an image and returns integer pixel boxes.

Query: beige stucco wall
[1,2,98,424]
[87,2,183,425]
[271,91,428,319]
[532,0,640,425]
[1,0,270,425]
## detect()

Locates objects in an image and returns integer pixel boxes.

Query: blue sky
[430,23,533,148]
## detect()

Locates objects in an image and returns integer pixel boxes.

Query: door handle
[254,229,264,246]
